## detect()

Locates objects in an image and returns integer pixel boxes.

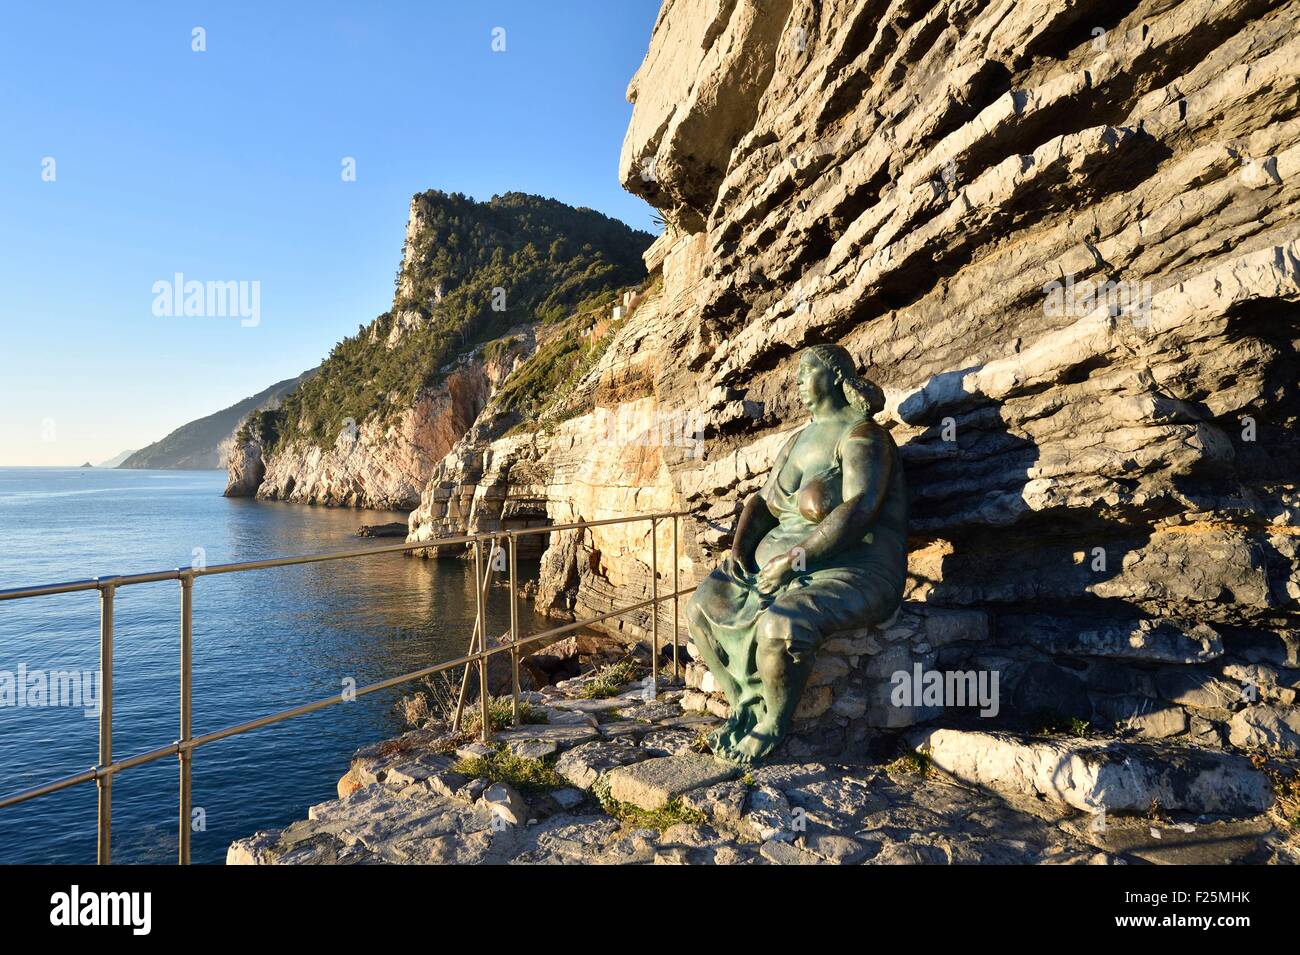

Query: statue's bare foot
[707,699,760,754]
[724,717,782,766]
[706,721,736,753]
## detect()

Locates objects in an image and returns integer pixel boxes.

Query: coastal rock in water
[223,435,265,498]
[356,522,409,538]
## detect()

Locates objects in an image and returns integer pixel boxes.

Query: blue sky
[0,1,661,466]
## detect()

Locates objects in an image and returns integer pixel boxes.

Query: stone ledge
[607,754,739,810]
[910,727,1273,816]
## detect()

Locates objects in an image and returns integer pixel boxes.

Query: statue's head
[799,344,885,417]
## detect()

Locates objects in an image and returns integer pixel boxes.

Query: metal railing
[0,511,695,864]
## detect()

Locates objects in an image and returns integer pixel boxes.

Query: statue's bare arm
[731,493,778,574]
[729,432,796,574]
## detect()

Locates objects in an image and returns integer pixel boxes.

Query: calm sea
[0,467,544,864]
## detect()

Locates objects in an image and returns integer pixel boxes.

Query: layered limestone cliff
[408,281,692,625]
[409,0,1300,753]
[252,342,528,508]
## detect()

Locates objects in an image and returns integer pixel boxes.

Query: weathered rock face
[255,349,521,509]
[408,288,691,626]
[910,726,1273,816]
[223,435,265,498]
[229,329,532,508]
[412,0,1300,755]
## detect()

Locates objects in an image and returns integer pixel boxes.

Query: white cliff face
[223,436,265,498]
[252,334,534,509]
[254,372,487,509]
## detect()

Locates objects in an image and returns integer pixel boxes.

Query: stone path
[228,670,1298,865]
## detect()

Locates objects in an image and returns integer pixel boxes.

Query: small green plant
[452,747,567,795]
[580,658,644,699]
[1033,709,1091,738]
[591,777,706,831]
[886,751,932,778]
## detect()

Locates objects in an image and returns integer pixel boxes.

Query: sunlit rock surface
[405,0,1300,757]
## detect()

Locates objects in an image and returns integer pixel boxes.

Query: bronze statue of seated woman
[686,344,908,765]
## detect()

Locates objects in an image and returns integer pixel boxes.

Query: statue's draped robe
[690,419,909,705]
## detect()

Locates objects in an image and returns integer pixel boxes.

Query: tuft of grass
[886,751,932,778]
[396,693,433,729]
[591,777,706,831]
[1033,710,1092,738]
[580,658,644,699]
[398,672,546,735]
[372,736,422,760]
[451,748,567,795]
[1253,754,1300,830]
[459,696,548,736]
[1147,798,1171,825]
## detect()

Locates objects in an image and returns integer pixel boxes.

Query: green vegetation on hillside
[257,191,652,453]
[492,291,622,432]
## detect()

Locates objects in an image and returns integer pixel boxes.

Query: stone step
[606,753,740,811]
[909,727,1273,817]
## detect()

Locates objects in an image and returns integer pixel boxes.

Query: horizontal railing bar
[194,538,475,578]
[503,512,683,536]
[0,578,102,600]
[108,744,180,775]
[512,587,699,645]
[0,512,691,602]
[0,582,699,814]
[0,768,98,810]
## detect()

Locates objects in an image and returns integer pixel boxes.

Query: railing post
[672,514,680,683]
[178,572,193,865]
[650,518,659,699]
[474,538,491,744]
[96,578,115,865]
[508,535,520,727]
[452,548,492,736]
